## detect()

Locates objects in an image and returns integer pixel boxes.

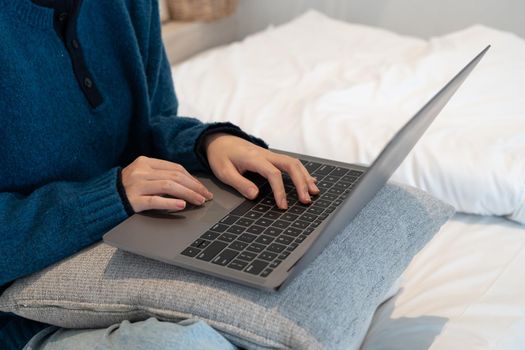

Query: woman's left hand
[204,133,320,209]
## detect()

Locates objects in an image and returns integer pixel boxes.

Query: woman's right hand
[121,156,213,213]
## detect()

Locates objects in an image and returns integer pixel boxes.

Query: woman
[0,0,319,348]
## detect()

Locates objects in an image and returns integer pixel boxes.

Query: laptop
[104,46,489,291]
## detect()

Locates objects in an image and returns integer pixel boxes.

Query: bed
[169,10,525,349]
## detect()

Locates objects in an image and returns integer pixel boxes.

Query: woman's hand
[204,133,320,209]
[121,156,213,213]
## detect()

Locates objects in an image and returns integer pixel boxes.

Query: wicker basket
[167,0,239,22]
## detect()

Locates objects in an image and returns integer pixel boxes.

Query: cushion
[0,183,454,350]
[172,11,525,224]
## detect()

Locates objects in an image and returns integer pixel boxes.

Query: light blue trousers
[24,318,238,350]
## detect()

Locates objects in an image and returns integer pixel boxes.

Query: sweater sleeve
[0,168,129,286]
[143,1,267,173]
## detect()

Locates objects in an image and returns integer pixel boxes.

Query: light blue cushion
[0,183,454,349]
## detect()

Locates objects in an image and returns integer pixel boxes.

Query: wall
[234,0,525,39]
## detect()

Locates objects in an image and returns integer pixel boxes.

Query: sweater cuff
[117,168,135,216]
[77,168,130,243]
[194,122,268,172]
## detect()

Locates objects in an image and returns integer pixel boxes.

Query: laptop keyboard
[180,160,363,278]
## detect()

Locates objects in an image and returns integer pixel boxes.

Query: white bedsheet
[172,11,525,224]
[361,213,525,350]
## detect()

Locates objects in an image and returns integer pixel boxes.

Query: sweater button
[72,39,79,49]
[83,78,93,89]
[58,12,68,22]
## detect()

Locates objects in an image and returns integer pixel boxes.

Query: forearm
[0,168,128,286]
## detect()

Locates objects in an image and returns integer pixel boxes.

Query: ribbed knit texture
[0,0,264,348]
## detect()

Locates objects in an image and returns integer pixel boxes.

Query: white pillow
[172,11,525,224]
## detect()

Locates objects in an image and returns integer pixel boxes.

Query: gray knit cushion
[0,183,454,350]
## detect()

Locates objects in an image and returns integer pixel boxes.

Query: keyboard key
[281,213,299,222]
[260,268,273,278]
[196,241,228,261]
[291,220,309,230]
[267,243,286,253]
[200,231,220,241]
[326,205,338,213]
[220,215,239,225]
[238,251,257,261]
[276,235,294,245]
[230,200,256,216]
[311,220,322,228]
[300,213,317,221]
[236,218,254,227]
[255,218,274,227]
[283,227,302,237]
[255,234,274,245]
[228,259,248,271]
[218,233,236,243]
[338,181,352,189]
[307,206,324,215]
[328,187,344,195]
[289,205,306,215]
[319,213,329,220]
[304,161,322,173]
[181,247,200,257]
[190,239,210,249]
[245,260,269,275]
[237,233,257,243]
[260,197,275,206]
[315,199,331,208]
[209,223,228,233]
[253,204,271,213]
[342,175,359,183]
[295,235,307,243]
[246,243,266,253]
[259,251,278,261]
[263,227,282,237]
[349,170,363,177]
[272,220,291,229]
[278,251,291,260]
[229,241,248,251]
[263,211,281,220]
[269,260,282,268]
[317,181,332,190]
[247,225,265,235]
[227,225,246,235]
[330,167,349,177]
[211,249,238,266]
[245,211,263,220]
[288,242,299,251]
[315,164,335,175]
[326,174,340,182]
[304,227,315,235]
[320,193,338,201]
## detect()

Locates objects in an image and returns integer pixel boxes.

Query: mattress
[170,10,525,349]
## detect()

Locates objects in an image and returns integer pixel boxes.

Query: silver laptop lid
[280,46,490,289]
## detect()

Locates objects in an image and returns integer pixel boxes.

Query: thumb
[214,161,259,199]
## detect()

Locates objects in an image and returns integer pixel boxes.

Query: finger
[269,155,312,204]
[148,170,213,200]
[247,159,288,209]
[213,161,259,200]
[297,162,320,195]
[135,196,186,212]
[137,180,207,206]
[140,157,205,187]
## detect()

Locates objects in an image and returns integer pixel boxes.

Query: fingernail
[311,176,318,183]
[206,191,214,200]
[280,198,288,209]
[247,187,258,199]
[176,201,186,210]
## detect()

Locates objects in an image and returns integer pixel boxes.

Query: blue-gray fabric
[0,184,454,349]
[24,318,238,350]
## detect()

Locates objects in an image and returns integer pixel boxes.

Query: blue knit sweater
[0,0,262,348]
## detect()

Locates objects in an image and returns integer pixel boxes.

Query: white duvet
[172,11,525,224]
